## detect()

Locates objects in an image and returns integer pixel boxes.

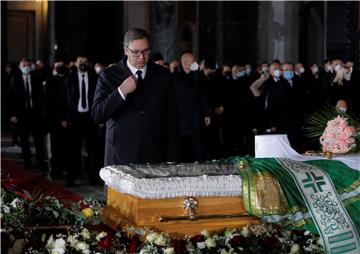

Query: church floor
[1,131,105,202]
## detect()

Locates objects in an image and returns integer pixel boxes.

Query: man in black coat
[8,58,46,170]
[92,28,179,165]
[64,56,100,186]
[172,53,211,162]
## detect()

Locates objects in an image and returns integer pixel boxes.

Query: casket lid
[100,162,243,199]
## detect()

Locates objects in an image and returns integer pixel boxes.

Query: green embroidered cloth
[230,157,360,253]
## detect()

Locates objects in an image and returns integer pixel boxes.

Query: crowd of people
[3,29,359,187]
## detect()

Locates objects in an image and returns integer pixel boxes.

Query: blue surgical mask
[238,70,246,77]
[283,70,294,80]
[20,66,31,75]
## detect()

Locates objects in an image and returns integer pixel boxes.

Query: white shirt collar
[126,60,147,79]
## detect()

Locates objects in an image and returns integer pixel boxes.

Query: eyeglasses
[127,47,151,57]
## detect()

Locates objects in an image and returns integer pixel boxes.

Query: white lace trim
[100,165,243,199]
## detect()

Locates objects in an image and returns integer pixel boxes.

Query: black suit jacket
[64,70,97,125]
[92,57,179,165]
[8,72,44,121]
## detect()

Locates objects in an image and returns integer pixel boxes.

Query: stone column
[258,1,299,63]
[123,1,150,32]
[149,1,177,62]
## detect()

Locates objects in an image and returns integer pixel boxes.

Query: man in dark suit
[43,61,68,178]
[172,52,211,162]
[92,28,179,165]
[8,58,46,170]
[64,56,100,186]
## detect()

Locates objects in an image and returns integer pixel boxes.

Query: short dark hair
[123,28,151,47]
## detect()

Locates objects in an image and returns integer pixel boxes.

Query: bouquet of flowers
[305,104,360,154]
[320,115,357,153]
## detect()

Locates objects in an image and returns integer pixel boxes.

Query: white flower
[10,198,20,208]
[146,232,159,243]
[241,227,249,238]
[205,237,216,248]
[95,231,107,241]
[304,230,310,236]
[46,237,66,254]
[2,205,10,214]
[75,241,90,253]
[67,235,78,248]
[197,241,206,249]
[164,247,175,254]
[220,249,230,254]
[317,238,323,246]
[81,228,91,240]
[290,244,300,254]
[201,229,210,238]
[154,234,167,246]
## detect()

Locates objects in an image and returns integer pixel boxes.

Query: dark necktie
[81,74,86,109]
[25,77,31,109]
[136,70,143,85]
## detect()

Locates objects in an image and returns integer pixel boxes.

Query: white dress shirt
[77,71,89,112]
[23,74,33,108]
[118,61,147,100]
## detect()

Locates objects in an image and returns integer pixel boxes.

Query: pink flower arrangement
[320,115,357,153]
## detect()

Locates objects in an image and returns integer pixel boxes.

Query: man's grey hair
[123,28,151,47]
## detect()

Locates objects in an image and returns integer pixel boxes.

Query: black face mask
[78,63,88,72]
[56,66,67,75]
[224,71,231,78]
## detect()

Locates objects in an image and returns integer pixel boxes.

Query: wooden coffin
[100,163,260,236]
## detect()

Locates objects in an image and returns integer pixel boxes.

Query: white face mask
[299,67,305,73]
[344,73,351,81]
[338,107,347,112]
[20,66,31,75]
[273,69,281,78]
[334,64,341,73]
[311,67,319,74]
[190,61,199,72]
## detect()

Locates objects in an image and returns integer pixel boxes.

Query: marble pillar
[123,1,150,32]
[149,1,177,62]
[258,1,299,63]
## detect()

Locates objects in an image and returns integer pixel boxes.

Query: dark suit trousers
[18,110,45,168]
[67,112,98,184]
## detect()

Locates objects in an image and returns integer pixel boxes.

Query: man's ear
[124,47,128,57]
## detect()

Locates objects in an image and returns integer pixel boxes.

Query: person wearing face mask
[224,64,254,156]
[43,61,69,178]
[222,63,232,80]
[64,56,100,186]
[319,59,336,100]
[200,60,225,159]
[7,58,47,170]
[306,63,324,113]
[328,65,356,113]
[260,62,300,150]
[172,52,211,162]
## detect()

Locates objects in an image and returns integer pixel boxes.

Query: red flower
[127,236,140,253]
[229,235,246,248]
[190,234,205,245]
[98,234,113,249]
[261,236,281,249]
[171,239,187,254]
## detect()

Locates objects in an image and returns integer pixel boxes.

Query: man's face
[181,53,195,73]
[124,38,150,69]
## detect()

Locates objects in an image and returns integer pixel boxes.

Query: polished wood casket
[100,163,260,236]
